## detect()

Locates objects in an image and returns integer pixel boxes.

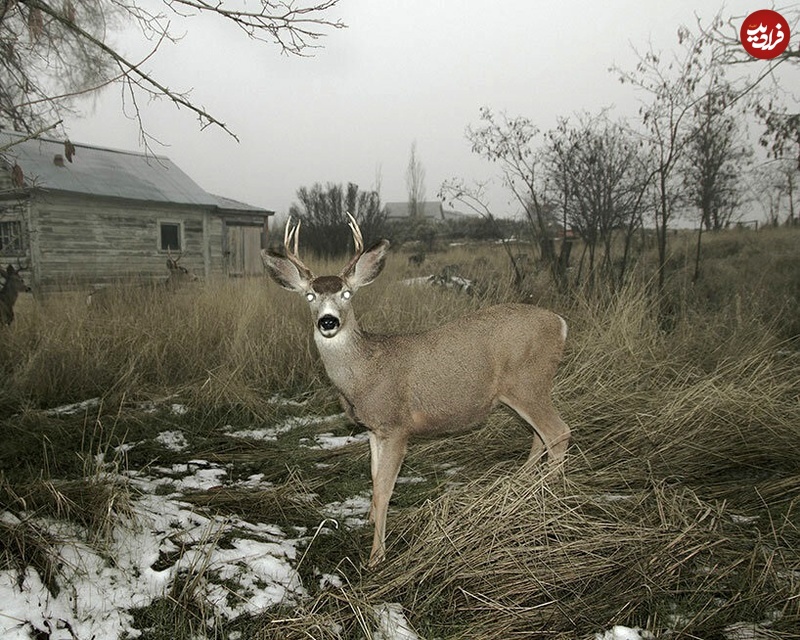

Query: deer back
[325,304,566,437]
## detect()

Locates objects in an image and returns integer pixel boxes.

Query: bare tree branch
[0,0,345,142]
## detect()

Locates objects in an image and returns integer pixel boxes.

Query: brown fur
[262,219,570,566]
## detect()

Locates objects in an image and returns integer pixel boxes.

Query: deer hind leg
[499,395,570,464]
[367,432,408,567]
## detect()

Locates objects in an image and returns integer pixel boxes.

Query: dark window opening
[0,220,23,255]
[160,223,181,251]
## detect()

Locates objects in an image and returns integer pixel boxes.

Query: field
[1,227,799,639]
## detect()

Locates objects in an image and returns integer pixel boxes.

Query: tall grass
[0,226,798,638]
[0,279,314,414]
[0,245,499,414]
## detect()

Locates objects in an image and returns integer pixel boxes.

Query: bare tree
[464,108,560,277]
[439,176,527,286]
[544,113,650,290]
[0,0,345,143]
[747,159,799,226]
[769,159,799,226]
[683,86,749,233]
[406,140,426,219]
[289,182,386,259]
[615,26,720,292]
[698,9,800,169]
[681,83,751,282]
[777,160,799,226]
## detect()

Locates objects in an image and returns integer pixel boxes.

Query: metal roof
[0,132,269,214]
[212,193,271,214]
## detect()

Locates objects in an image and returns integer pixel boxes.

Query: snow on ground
[267,393,310,408]
[224,413,344,442]
[1,462,307,639]
[0,404,382,640]
[1,399,776,640]
[43,397,101,416]
[155,429,188,452]
[373,603,420,640]
[322,494,373,529]
[309,431,370,449]
[596,627,655,640]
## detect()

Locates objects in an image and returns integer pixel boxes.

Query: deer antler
[340,212,365,277]
[283,217,314,280]
[166,247,184,265]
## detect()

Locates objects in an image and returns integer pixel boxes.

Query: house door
[225,223,265,276]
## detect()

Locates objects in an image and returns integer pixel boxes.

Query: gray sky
[69,0,767,218]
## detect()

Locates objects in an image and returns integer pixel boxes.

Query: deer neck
[0,286,15,306]
[313,315,373,397]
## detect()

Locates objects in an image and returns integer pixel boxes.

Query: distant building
[384,200,471,223]
[0,132,273,291]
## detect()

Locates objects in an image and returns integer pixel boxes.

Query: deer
[165,249,198,288]
[261,215,570,566]
[87,250,197,305]
[0,264,32,325]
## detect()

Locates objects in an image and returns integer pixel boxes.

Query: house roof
[384,201,472,222]
[0,131,271,215]
[212,194,271,215]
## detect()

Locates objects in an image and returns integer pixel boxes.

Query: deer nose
[318,314,340,335]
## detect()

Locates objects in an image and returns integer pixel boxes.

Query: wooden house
[384,200,470,223]
[0,132,273,292]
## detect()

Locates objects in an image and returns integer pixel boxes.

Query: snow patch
[225,413,344,441]
[310,431,370,449]
[323,494,372,529]
[44,397,101,416]
[595,626,655,640]
[155,429,188,452]
[373,602,420,640]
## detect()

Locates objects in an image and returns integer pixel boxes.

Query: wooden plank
[31,195,214,287]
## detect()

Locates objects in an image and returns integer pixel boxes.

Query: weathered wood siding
[29,193,224,290]
[225,223,266,276]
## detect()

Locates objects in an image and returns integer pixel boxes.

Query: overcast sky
[67,0,780,219]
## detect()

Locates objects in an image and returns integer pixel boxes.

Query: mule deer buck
[165,249,198,288]
[261,215,570,566]
[87,251,197,305]
[0,264,32,325]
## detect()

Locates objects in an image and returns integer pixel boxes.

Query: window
[159,222,181,251]
[0,220,23,255]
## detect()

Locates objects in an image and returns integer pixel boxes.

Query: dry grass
[1,227,799,638]
[0,515,62,596]
[0,247,497,415]
[401,481,792,638]
[343,260,799,638]
[0,278,318,414]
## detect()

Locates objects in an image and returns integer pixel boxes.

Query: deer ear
[261,249,311,292]
[347,239,390,290]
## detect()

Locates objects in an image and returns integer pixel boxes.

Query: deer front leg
[367,431,380,524]
[367,431,408,567]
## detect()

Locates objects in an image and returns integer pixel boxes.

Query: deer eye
[342,290,352,300]
[305,292,316,302]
